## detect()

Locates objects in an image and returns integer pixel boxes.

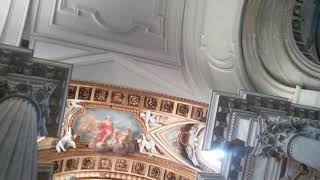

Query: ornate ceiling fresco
[38,80,211,179]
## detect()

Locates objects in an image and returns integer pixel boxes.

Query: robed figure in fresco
[74,113,136,155]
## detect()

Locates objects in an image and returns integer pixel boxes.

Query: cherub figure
[137,133,157,155]
[113,128,136,155]
[117,128,131,147]
[56,127,77,153]
[140,111,161,129]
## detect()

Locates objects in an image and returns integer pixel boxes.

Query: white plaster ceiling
[29,0,184,67]
[24,0,254,102]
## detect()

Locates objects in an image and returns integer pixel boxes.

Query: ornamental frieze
[67,80,208,120]
[38,151,196,180]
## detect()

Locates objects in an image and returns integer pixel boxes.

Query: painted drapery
[73,108,142,155]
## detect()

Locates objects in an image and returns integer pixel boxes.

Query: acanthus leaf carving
[252,115,320,159]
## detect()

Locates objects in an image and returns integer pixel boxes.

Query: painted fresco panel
[73,108,142,154]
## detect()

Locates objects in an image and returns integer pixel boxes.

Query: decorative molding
[196,172,224,180]
[29,0,184,67]
[241,0,320,99]
[26,38,197,101]
[56,0,165,35]
[199,44,235,71]
[29,37,103,61]
[197,0,245,71]
[0,0,30,46]
[150,121,202,171]
[181,0,253,102]
[203,90,320,179]
[67,80,208,120]
[38,150,197,180]
[252,116,320,160]
[0,0,12,37]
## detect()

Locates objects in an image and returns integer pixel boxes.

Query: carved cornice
[38,149,196,180]
[204,90,320,179]
[253,116,320,159]
[204,90,320,150]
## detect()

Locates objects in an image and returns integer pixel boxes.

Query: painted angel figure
[75,114,116,149]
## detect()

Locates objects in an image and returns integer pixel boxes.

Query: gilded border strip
[68,80,208,121]
[39,149,196,180]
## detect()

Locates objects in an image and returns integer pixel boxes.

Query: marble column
[288,135,320,171]
[0,95,39,180]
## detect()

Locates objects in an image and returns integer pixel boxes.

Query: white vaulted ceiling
[23,0,254,102]
[30,0,184,67]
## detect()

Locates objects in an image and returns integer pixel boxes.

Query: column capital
[252,115,320,159]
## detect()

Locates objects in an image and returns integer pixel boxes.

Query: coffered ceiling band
[38,149,197,180]
[68,80,208,121]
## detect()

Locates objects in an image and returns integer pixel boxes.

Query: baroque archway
[38,80,212,179]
